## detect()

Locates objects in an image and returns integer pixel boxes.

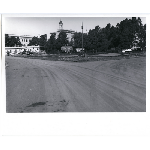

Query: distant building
[50,20,75,42]
[26,46,40,53]
[8,34,33,46]
[5,47,25,54]
[5,34,41,54]
[19,35,33,46]
[5,46,40,54]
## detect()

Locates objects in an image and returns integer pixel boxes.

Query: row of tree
[5,34,22,47]
[5,34,47,50]
[73,17,146,53]
[28,34,47,51]
[44,17,146,53]
[5,17,146,53]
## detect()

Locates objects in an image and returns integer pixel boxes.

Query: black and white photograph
[0,1,150,148]
[4,15,146,112]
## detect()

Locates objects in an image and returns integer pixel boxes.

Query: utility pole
[81,22,86,57]
[81,22,83,52]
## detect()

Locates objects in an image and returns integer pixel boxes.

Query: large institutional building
[5,34,40,54]
[8,34,34,46]
[50,20,75,42]
[19,35,33,46]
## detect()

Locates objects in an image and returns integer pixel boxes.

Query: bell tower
[59,19,63,30]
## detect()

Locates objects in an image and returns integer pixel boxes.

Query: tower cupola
[59,19,63,30]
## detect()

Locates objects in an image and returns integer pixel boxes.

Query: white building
[6,34,41,54]
[5,47,25,54]
[19,35,33,46]
[50,20,75,42]
[26,46,40,53]
[8,34,33,46]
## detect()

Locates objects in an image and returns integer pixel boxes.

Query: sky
[4,17,146,39]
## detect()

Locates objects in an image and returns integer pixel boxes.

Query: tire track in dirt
[52,66,130,111]
[68,64,145,88]
[27,57,146,111]
[40,65,93,112]
[6,56,146,112]
[23,60,91,112]
[53,65,145,111]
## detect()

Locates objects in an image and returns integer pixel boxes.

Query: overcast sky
[5,17,146,39]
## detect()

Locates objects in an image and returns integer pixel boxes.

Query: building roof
[50,29,75,35]
[27,46,40,47]
[5,47,25,49]
[7,34,33,38]
[8,34,20,37]
[20,35,33,38]
[57,29,75,33]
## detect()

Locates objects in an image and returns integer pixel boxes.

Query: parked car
[122,49,132,53]
[10,52,16,56]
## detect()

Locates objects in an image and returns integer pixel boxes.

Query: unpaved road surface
[6,56,146,112]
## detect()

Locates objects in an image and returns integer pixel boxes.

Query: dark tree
[73,32,82,48]
[5,34,10,47]
[55,31,69,51]
[88,26,100,51]
[45,33,56,53]
[39,34,47,50]
[28,36,39,46]
[5,34,22,47]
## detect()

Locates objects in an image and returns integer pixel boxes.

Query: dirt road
[6,56,146,112]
